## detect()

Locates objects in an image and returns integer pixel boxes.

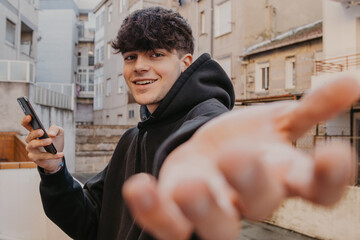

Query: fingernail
[48,131,55,136]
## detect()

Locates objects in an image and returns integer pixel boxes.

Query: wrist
[44,158,64,175]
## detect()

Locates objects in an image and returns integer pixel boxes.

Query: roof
[235,94,301,105]
[242,20,322,57]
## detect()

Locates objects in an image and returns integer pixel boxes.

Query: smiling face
[122,49,192,113]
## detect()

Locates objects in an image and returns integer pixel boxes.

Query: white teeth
[135,80,155,85]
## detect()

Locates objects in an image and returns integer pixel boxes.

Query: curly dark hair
[111,7,194,56]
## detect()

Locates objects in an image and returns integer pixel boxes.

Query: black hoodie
[38,53,235,240]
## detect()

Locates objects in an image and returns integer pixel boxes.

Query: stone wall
[75,124,134,173]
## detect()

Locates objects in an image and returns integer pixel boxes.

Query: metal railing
[0,60,35,83]
[315,53,360,75]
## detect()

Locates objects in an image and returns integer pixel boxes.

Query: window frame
[285,56,296,89]
[214,0,232,37]
[6,18,16,46]
[256,62,270,92]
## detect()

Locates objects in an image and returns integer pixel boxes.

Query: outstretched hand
[123,75,360,240]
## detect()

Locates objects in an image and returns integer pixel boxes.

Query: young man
[22,6,359,240]
[22,7,234,240]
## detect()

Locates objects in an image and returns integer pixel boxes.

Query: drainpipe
[16,0,21,60]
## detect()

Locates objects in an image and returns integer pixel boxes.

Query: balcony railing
[0,60,35,83]
[315,53,360,75]
[35,83,75,110]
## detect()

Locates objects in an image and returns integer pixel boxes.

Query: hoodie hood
[138,53,235,127]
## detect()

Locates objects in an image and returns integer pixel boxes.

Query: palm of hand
[123,76,359,240]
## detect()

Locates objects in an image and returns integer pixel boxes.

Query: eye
[124,54,136,61]
[151,52,164,58]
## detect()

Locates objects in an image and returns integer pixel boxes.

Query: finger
[218,147,286,221]
[122,173,192,240]
[173,181,240,240]
[287,142,356,206]
[47,125,64,138]
[25,129,44,143]
[28,151,64,162]
[279,75,360,140]
[21,115,33,131]
[26,138,53,152]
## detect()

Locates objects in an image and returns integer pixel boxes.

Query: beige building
[239,21,322,105]
[177,0,323,100]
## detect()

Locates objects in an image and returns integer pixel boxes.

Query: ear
[180,54,193,72]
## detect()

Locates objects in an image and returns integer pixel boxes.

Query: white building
[0,0,38,135]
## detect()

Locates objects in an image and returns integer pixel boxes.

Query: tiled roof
[242,20,322,57]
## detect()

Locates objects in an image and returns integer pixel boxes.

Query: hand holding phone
[17,96,57,154]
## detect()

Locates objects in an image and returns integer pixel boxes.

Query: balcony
[0,60,35,83]
[312,53,360,89]
[35,83,75,111]
[315,53,360,75]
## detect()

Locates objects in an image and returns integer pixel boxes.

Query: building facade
[76,6,96,124]
[0,0,38,135]
[177,0,323,101]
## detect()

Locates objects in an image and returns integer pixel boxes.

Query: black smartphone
[17,96,57,154]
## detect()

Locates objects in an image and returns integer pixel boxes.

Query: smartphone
[17,96,57,154]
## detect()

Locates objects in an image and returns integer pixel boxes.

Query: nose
[134,55,150,73]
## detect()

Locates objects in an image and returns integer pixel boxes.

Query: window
[119,0,126,13]
[20,22,33,56]
[96,10,105,31]
[88,51,94,66]
[95,48,99,63]
[96,15,100,30]
[101,11,105,27]
[200,11,206,34]
[78,69,87,91]
[6,19,16,46]
[100,46,105,62]
[256,62,270,92]
[107,43,111,60]
[118,74,125,93]
[129,110,135,119]
[217,56,231,79]
[78,52,82,66]
[89,69,94,91]
[214,0,231,37]
[94,77,104,110]
[108,4,113,23]
[78,22,84,38]
[106,78,111,96]
[285,57,296,89]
